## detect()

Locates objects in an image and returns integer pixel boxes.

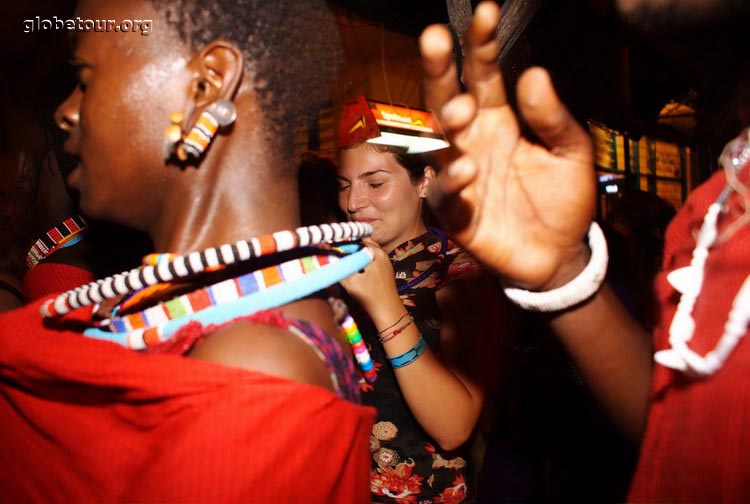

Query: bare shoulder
[187,318,337,394]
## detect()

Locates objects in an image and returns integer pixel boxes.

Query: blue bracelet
[389,334,427,368]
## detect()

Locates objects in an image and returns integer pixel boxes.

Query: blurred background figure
[604,190,676,330]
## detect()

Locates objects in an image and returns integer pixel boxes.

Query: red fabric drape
[22,262,97,302]
[0,298,375,503]
[629,170,750,503]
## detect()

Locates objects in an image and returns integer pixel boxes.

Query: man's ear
[166,40,243,164]
[190,39,243,106]
[418,165,437,198]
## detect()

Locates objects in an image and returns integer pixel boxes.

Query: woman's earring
[163,99,237,163]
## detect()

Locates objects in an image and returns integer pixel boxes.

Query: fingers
[427,155,478,236]
[429,155,478,202]
[420,23,460,116]
[422,2,507,114]
[462,1,506,108]
[361,237,382,250]
[439,94,478,140]
[360,238,388,264]
[517,67,593,162]
[426,96,479,222]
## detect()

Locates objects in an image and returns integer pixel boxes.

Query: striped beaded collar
[41,221,372,318]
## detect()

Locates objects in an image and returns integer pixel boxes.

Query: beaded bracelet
[388,334,427,368]
[503,222,608,312]
[379,314,415,344]
[377,313,409,338]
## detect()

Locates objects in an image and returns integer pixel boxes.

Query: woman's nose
[346,185,368,214]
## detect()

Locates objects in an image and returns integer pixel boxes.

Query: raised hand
[420,2,596,290]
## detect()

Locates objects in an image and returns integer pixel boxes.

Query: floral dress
[352,230,481,503]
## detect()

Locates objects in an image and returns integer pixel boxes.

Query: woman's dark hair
[297,151,347,225]
[150,0,343,154]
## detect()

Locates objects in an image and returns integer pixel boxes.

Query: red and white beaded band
[26,215,88,269]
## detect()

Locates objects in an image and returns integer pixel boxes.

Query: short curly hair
[149,0,342,154]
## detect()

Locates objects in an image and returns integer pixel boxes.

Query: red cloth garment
[628,169,750,503]
[0,297,375,503]
[22,262,97,302]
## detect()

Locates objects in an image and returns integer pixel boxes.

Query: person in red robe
[0,0,375,501]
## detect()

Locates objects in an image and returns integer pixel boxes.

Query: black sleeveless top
[351,230,481,503]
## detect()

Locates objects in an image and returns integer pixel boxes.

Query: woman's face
[337,144,431,252]
[54,0,192,230]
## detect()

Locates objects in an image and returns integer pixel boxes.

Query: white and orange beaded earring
[163,98,237,162]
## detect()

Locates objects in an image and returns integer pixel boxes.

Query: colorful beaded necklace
[42,222,377,382]
[41,221,371,318]
[26,215,88,269]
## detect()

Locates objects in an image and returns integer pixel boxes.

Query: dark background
[4,0,749,158]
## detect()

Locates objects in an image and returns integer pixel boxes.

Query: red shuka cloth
[628,170,750,503]
[22,262,97,303]
[0,297,375,503]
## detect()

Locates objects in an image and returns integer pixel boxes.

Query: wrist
[378,314,414,343]
[503,222,608,312]
[539,244,592,292]
[366,296,408,328]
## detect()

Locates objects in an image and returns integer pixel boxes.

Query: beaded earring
[163,98,237,162]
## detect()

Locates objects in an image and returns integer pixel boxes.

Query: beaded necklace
[654,130,750,377]
[26,215,88,269]
[102,254,339,335]
[41,221,371,318]
[41,222,377,382]
[86,248,369,346]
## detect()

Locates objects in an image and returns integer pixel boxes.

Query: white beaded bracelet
[503,222,608,312]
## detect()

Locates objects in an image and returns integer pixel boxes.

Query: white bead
[654,349,688,371]
[667,267,698,294]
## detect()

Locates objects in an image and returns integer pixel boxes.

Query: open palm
[421,2,596,289]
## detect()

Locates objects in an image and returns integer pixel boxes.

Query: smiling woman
[336,139,512,503]
[338,144,435,252]
[0,0,376,502]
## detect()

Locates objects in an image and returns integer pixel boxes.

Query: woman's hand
[339,238,401,315]
[420,2,596,290]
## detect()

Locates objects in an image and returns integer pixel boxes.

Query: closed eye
[69,59,90,93]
